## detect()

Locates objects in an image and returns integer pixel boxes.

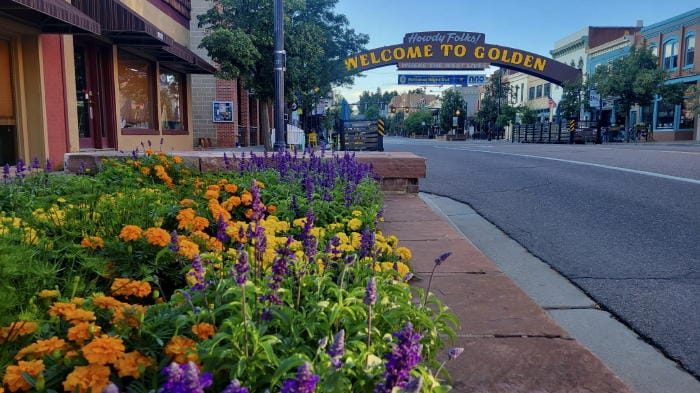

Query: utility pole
[273,0,286,151]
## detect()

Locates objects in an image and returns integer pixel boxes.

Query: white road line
[437,147,700,185]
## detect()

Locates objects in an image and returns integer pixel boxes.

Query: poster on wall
[212,101,234,122]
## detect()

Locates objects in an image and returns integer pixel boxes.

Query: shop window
[680,89,695,129]
[528,86,535,100]
[118,50,155,131]
[662,38,678,70]
[159,69,185,132]
[649,44,658,57]
[543,83,551,98]
[655,100,675,129]
[684,33,695,68]
[536,85,542,98]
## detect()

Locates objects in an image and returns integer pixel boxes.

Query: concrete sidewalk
[379,193,636,393]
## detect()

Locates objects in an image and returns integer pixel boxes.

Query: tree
[198,0,369,149]
[357,88,398,119]
[439,89,465,133]
[475,69,510,132]
[589,45,685,129]
[558,77,586,120]
[404,110,433,135]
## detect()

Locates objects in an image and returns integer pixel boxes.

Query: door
[0,37,17,165]
[74,40,115,149]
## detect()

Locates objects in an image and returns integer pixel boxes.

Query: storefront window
[662,39,678,70]
[159,69,184,131]
[680,94,696,129]
[655,100,675,129]
[118,50,154,129]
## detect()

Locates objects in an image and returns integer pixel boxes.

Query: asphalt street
[384,137,700,379]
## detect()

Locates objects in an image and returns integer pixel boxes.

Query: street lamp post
[273,0,287,151]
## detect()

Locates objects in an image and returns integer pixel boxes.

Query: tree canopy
[357,88,398,120]
[439,89,465,132]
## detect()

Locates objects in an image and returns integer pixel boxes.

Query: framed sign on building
[212,101,234,122]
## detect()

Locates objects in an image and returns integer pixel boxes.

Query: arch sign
[344,31,580,86]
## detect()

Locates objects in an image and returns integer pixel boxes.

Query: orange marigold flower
[240,190,253,206]
[62,364,111,393]
[192,323,217,340]
[92,295,127,309]
[206,184,221,191]
[140,167,151,176]
[80,236,104,249]
[81,335,125,365]
[0,321,38,344]
[62,308,96,324]
[204,189,220,200]
[119,225,143,242]
[48,302,77,318]
[177,239,200,260]
[224,184,238,193]
[3,359,44,392]
[165,336,198,364]
[221,196,241,211]
[15,336,65,359]
[179,198,196,207]
[192,216,209,232]
[267,205,278,214]
[144,148,155,155]
[114,351,152,378]
[144,227,170,247]
[71,297,85,305]
[38,289,59,299]
[111,278,152,298]
[255,180,265,189]
[173,155,183,164]
[67,322,101,343]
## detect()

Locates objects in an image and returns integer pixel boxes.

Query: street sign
[398,74,486,86]
[568,120,576,132]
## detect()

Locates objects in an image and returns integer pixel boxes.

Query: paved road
[384,137,700,378]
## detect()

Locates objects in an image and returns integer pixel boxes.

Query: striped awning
[0,0,100,34]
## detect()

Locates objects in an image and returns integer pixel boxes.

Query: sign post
[377,119,385,151]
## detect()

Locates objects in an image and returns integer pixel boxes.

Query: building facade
[0,0,215,169]
[640,8,699,141]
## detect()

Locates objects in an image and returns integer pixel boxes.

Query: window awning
[0,0,100,34]
[72,0,215,74]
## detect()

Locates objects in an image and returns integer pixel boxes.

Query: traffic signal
[390,106,396,113]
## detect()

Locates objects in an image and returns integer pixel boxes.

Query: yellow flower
[115,351,152,378]
[3,359,44,392]
[347,218,363,231]
[144,227,171,247]
[62,364,111,393]
[165,336,198,363]
[81,335,125,365]
[192,322,217,340]
[375,262,411,279]
[395,246,413,261]
[119,225,143,242]
[352,210,363,217]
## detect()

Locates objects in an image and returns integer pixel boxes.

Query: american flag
[548,96,557,108]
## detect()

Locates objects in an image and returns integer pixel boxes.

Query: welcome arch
[344,31,581,86]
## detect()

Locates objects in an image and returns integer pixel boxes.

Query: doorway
[74,39,115,149]
[0,37,17,165]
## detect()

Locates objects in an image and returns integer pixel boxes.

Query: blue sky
[334,0,698,102]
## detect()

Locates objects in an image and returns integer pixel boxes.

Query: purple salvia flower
[290,194,298,215]
[300,209,317,261]
[344,254,356,266]
[448,347,465,361]
[101,383,119,393]
[16,159,25,178]
[78,160,86,175]
[131,149,138,160]
[223,152,231,170]
[318,336,328,350]
[327,329,345,369]
[402,376,423,393]
[2,164,9,180]
[169,230,180,252]
[31,157,40,170]
[160,137,164,147]
[234,247,250,285]
[434,252,452,266]
[189,254,210,291]
[374,322,422,393]
[364,276,377,306]
[45,158,53,172]
[147,140,152,147]
[221,379,249,393]
[359,228,375,259]
[161,361,212,393]
[281,362,320,393]
[250,178,266,221]
[216,214,230,243]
